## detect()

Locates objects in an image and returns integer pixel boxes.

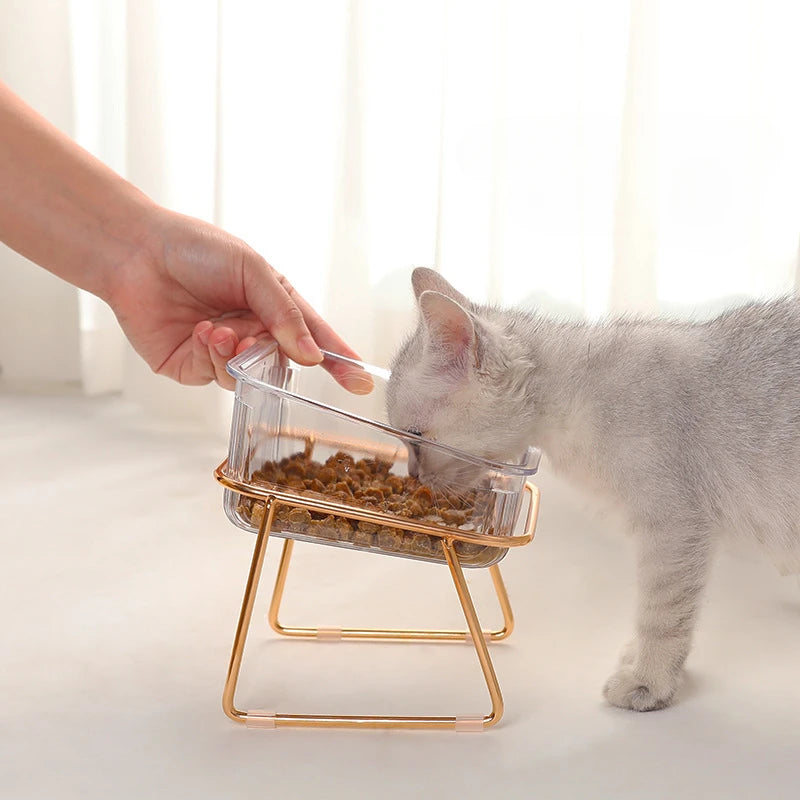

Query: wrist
[100,198,169,308]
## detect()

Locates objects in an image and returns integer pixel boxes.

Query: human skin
[0,81,370,392]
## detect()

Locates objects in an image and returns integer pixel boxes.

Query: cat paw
[602,668,677,712]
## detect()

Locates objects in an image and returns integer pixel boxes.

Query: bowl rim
[226,340,541,476]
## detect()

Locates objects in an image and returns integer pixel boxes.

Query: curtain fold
[1,0,799,422]
[0,0,81,388]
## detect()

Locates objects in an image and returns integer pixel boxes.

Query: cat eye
[406,427,422,437]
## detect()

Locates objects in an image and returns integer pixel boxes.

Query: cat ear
[418,290,477,374]
[411,267,471,307]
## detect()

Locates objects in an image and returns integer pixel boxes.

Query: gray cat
[387,267,800,711]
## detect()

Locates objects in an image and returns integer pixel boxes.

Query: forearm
[0,82,159,301]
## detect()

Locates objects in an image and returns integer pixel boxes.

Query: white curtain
[0,0,82,389]
[2,0,799,426]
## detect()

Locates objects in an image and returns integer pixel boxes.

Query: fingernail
[297,335,323,362]
[342,370,374,395]
[214,339,234,358]
[197,324,212,346]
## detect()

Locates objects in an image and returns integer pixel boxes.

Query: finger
[241,254,323,366]
[235,335,259,355]
[205,315,265,341]
[208,326,238,390]
[186,321,217,386]
[288,291,375,395]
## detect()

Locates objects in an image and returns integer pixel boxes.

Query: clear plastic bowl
[220,340,540,568]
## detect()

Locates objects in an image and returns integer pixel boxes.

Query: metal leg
[442,539,504,729]
[268,537,515,642]
[222,497,276,722]
[223,502,508,730]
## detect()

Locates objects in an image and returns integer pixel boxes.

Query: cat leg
[603,525,712,711]
[616,639,637,668]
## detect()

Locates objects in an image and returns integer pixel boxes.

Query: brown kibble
[247,450,484,563]
[412,485,434,508]
[400,533,421,553]
[377,528,402,551]
[455,540,484,557]
[404,500,423,517]
[315,515,339,539]
[437,492,455,509]
[351,529,374,548]
[317,466,336,485]
[334,516,354,537]
[357,521,379,534]
[385,499,404,515]
[403,476,420,492]
[386,475,404,494]
[408,533,432,555]
[245,501,265,527]
[328,451,355,471]
[372,459,392,476]
[284,462,306,479]
[441,509,468,526]
[286,508,313,533]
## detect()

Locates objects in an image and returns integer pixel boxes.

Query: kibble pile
[237,450,498,563]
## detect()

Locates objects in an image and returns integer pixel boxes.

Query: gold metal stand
[216,464,539,732]
[268,538,515,642]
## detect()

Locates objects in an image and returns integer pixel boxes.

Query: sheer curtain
[2,0,799,425]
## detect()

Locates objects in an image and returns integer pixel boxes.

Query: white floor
[1,391,799,800]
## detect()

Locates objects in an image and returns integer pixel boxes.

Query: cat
[386,267,800,712]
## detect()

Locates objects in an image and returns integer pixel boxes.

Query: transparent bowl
[219,341,540,568]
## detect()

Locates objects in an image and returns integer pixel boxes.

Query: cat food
[237,450,496,564]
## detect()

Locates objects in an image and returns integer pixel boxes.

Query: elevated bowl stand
[215,463,540,732]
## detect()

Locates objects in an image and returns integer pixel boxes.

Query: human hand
[106,208,373,392]
[0,81,370,392]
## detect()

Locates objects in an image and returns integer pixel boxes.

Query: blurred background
[3,6,800,796]
[1,0,799,431]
